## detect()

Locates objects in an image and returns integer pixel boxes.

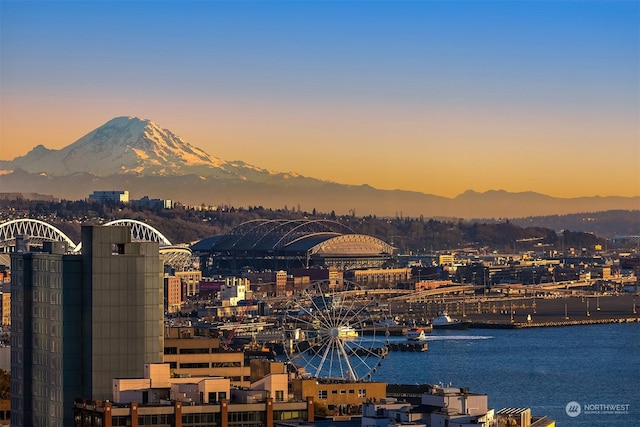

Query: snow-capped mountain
[1,116,638,218]
[1,116,296,181]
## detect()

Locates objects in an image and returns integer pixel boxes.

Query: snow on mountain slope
[3,116,291,181]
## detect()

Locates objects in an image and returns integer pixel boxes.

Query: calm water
[370,323,640,426]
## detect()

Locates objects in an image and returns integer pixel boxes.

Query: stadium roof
[191,219,393,255]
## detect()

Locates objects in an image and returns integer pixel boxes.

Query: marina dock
[361,326,407,336]
[386,342,428,352]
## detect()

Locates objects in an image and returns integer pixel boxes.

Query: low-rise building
[420,385,494,426]
[365,386,555,427]
[88,190,129,203]
[291,378,386,415]
[176,270,202,298]
[439,254,455,266]
[0,400,8,427]
[363,386,494,427]
[163,327,250,386]
[165,275,182,314]
[362,397,426,427]
[75,362,313,427]
[74,397,313,427]
[113,363,230,405]
[350,268,412,289]
[220,277,249,306]
[134,196,174,209]
[276,270,287,296]
[495,407,556,427]
[0,269,9,327]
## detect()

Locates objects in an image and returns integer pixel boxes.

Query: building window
[275,390,284,402]
[179,348,210,354]
[340,389,346,395]
[274,410,307,421]
[179,362,209,369]
[331,390,337,395]
[182,413,217,424]
[211,361,242,368]
[164,347,177,355]
[139,414,171,425]
[112,416,130,426]
[358,389,367,398]
[318,390,327,399]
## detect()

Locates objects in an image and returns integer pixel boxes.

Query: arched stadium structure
[79,219,194,271]
[0,219,77,252]
[191,219,395,275]
[0,218,193,271]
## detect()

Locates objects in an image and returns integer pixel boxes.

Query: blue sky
[1,0,638,197]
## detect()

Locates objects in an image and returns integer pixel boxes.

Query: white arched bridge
[0,218,193,269]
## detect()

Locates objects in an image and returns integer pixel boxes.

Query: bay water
[370,323,639,425]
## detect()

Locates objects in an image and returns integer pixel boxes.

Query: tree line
[1,198,609,253]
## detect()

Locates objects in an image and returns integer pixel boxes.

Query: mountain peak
[108,115,145,123]
[4,116,236,177]
[0,116,297,185]
[97,116,153,133]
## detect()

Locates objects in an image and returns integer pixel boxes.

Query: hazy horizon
[1,1,638,199]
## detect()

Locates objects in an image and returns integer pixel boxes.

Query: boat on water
[431,312,471,330]
[338,325,358,338]
[405,327,427,341]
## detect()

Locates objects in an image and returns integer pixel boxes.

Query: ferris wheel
[282,280,388,381]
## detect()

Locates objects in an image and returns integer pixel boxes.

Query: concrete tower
[11,226,163,427]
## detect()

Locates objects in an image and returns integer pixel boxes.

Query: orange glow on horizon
[1,102,638,200]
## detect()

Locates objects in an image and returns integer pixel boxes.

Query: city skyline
[1,1,638,199]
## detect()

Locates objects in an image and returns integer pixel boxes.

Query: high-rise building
[10,241,75,427]
[88,190,129,203]
[10,226,163,427]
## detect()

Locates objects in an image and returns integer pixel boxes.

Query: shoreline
[469,316,640,329]
[416,293,640,329]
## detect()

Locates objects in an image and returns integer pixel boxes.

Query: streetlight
[510,301,514,323]
[586,298,590,317]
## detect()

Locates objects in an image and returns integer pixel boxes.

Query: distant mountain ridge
[509,210,640,238]
[1,116,303,183]
[1,116,638,218]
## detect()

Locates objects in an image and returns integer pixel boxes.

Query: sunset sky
[1,1,638,199]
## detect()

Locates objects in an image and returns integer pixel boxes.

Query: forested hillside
[2,198,626,253]
[509,210,640,237]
